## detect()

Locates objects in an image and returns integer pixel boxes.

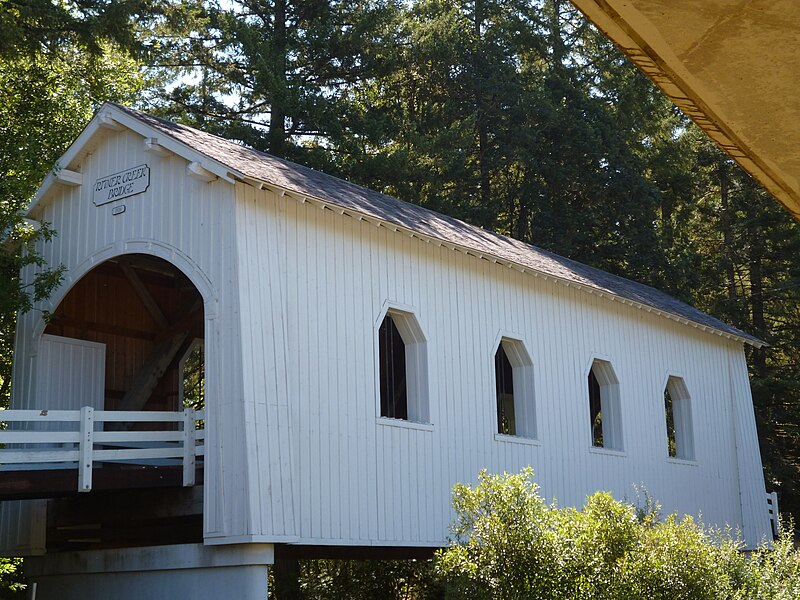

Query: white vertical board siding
[237,185,766,548]
[729,348,772,547]
[233,184,296,541]
[36,335,106,412]
[6,128,249,546]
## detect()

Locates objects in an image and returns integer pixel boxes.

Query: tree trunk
[516,193,530,243]
[661,194,674,250]
[474,0,491,211]
[269,0,288,157]
[719,161,737,304]
[550,0,564,67]
[745,190,767,374]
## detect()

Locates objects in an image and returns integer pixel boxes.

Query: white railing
[767,491,779,537]
[0,407,204,492]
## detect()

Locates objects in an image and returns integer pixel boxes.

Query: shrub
[266,471,800,599]
[434,469,800,600]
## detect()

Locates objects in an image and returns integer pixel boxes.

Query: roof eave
[240,177,765,349]
[27,103,244,217]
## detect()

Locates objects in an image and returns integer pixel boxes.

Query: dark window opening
[379,315,408,420]
[495,344,516,435]
[589,369,603,447]
[665,387,677,457]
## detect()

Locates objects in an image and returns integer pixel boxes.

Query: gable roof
[36,102,763,347]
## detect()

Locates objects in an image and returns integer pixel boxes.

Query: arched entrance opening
[24,253,207,551]
[43,254,205,414]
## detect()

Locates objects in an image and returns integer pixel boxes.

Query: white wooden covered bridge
[0,103,773,599]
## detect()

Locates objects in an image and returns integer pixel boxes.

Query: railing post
[78,406,94,492]
[182,408,196,486]
[768,491,780,537]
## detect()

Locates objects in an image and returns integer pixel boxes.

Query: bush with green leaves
[268,558,441,599]
[0,558,24,599]
[434,468,800,600]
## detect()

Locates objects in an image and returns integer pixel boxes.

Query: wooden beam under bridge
[0,464,204,501]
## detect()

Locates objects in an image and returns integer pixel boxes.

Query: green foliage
[435,469,800,600]
[264,474,800,600]
[302,559,439,599]
[180,342,205,412]
[267,558,440,599]
[0,0,165,58]
[146,0,404,161]
[436,469,564,599]
[0,42,147,407]
[686,152,800,521]
[0,558,24,599]
[329,0,677,290]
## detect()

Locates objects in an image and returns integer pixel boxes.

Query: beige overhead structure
[570,0,800,220]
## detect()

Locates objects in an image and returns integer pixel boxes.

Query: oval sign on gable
[93,164,150,206]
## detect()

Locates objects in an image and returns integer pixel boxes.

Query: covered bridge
[0,103,773,599]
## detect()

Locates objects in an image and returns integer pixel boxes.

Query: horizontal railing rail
[0,407,204,492]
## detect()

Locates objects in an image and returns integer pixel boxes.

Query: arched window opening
[378,309,429,423]
[588,359,622,451]
[494,338,536,439]
[379,315,408,420]
[589,369,603,447]
[665,376,694,460]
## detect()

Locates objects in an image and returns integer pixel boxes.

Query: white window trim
[585,356,624,452]
[494,433,541,447]
[667,457,699,467]
[377,417,435,432]
[374,301,431,425]
[588,446,627,458]
[491,332,538,440]
[662,372,695,461]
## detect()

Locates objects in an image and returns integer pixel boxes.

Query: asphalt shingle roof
[112,103,761,346]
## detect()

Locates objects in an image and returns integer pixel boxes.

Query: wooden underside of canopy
[571,0,800,219]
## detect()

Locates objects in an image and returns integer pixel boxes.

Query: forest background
[1,0,799,562]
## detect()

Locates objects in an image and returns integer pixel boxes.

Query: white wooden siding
[235,183,770,548]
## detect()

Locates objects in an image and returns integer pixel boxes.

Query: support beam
[117,300,202,412]
[153,300,202,345]
[55,170,82,187]
[187,162,217,183]
[119,261,169,328]
[50,315,155,341]
[98,113,125,131]
[273,557,301,599]
[0,465,204,501]
[144,137,174,158]
[117,332,189,412]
